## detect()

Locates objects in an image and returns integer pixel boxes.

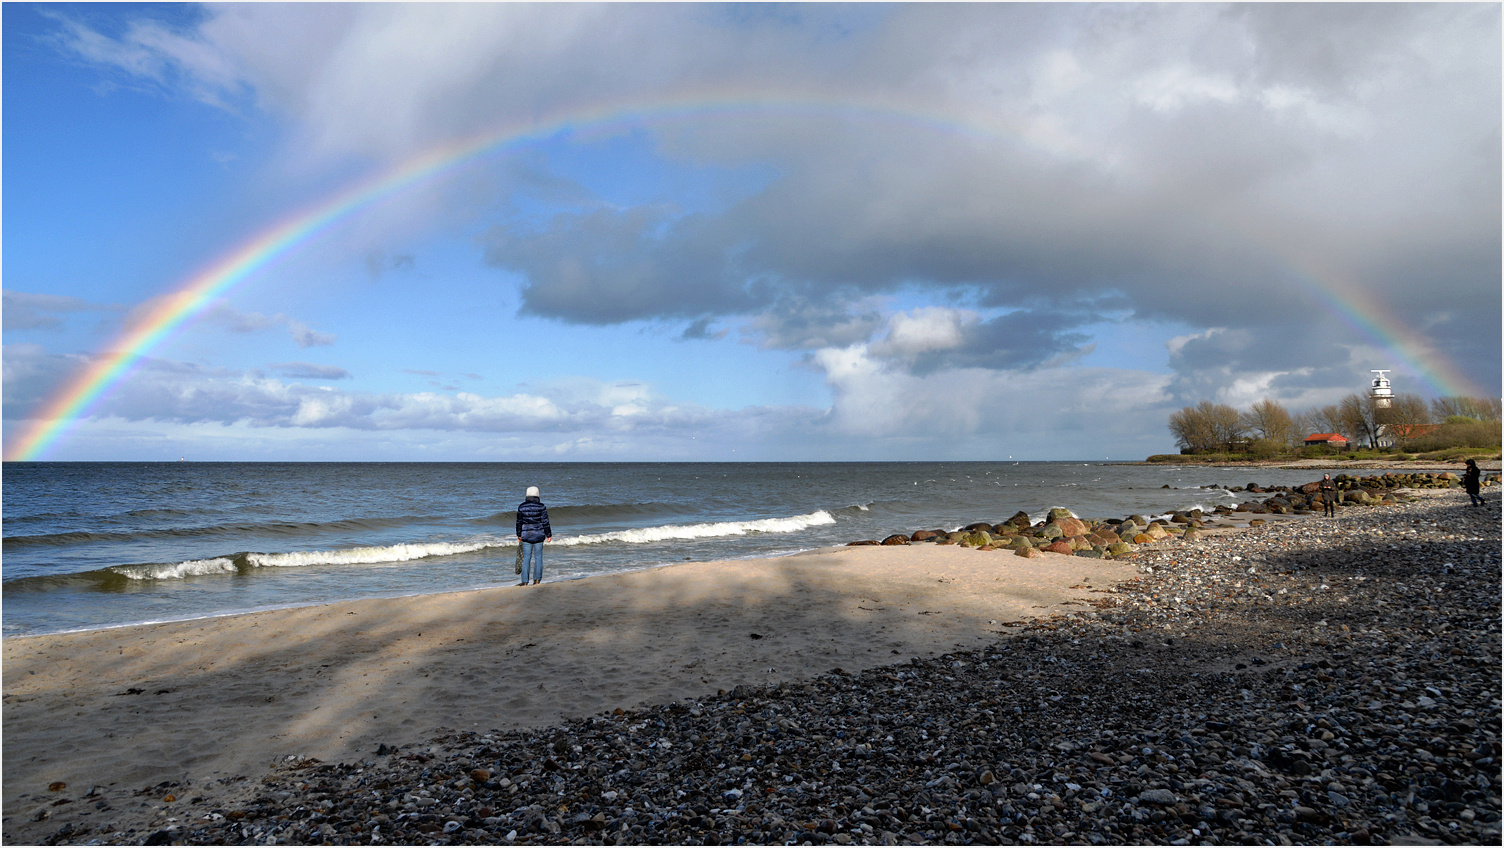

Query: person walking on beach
[1319,474,1338,517]
[516,486,552,585]
[1463,460,1485,507]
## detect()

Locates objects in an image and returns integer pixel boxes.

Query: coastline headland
[3,476,1499,845]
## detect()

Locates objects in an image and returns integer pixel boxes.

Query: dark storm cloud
[474,2,1497,395]
[483,205,759,324]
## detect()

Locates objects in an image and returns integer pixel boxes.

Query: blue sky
[4,2,1499,461]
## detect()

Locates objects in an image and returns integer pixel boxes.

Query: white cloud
[870,307,974,358]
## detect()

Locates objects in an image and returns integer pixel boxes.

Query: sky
[3,2,1500,462]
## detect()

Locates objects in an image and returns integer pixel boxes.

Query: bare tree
[1168,400,1244,452]
[1311,404,1347,438]
[1241,399,1297,447]
[1432,396,1503,422]
[1168,406,1215,453]
[1385,393,1432,428]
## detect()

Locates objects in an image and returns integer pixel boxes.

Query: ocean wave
[469,501,689,526]
[2,509,839,590]
[555,510,837,546]
[0,515,442,549]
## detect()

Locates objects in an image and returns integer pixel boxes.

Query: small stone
[1139,788,1178,805]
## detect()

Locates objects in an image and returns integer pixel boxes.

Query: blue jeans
[520,541,545,583]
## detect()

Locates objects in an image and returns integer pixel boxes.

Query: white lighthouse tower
[1370,370,1393,409]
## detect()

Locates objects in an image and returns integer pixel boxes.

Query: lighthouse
[1370,370,1393,409]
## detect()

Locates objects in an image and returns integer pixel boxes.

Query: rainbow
[3,95,1489,460]
[6,94,1065,462]
[1283,252,1485,401]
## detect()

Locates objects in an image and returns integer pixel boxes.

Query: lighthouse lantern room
[1370,370,1393,408]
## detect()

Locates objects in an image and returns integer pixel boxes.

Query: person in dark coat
[516,486,552,585]
[1463,460,1484,507]
[1318,474,1338,517]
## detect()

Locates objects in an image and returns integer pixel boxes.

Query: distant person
[1463,460,1485,507]
[515,486,552,585]
[1318,474,1338,517]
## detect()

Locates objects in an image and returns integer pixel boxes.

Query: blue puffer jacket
[516,497,551,543]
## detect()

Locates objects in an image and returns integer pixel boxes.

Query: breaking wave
[2,510,840,590]
[555,510,836,546]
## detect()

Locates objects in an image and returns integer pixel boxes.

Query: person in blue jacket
[515,486,552,585]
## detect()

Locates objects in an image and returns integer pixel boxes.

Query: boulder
[1075,549,1104,558]
[1047,507,1074,523]
[846,540,879,546]
[1005,511,1033,528]
[881,534,910,546]
[909,530,941,542]
[960,531,992,548]
[1055,517,1089,537]
[1015,545,1041,558]
[1107,541,1133,557]
[964,522,995,533]
[1044,541,1074,555]
[1037,523,1065,541]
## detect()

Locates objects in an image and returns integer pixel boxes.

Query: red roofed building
[1304,433,1349,447]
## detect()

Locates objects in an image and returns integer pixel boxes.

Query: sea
[2,461,1360,638]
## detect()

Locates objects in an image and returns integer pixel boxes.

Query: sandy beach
[3,543,1135,835]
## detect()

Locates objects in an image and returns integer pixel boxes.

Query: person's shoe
[532,580,540,585]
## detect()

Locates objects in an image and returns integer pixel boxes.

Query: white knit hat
[526,486,540,498]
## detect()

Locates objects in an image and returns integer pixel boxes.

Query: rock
[1005,511,1033,528]
[909,530,940,542]
[1014,545,1041,558]
[846,540,879,546]
[1056,517,1089,537]
[881,534,910,546]
[1037,523,1065,541]
[1047,507,1074,523]
[1044,541,1074,555]
[1139,789,1178,805]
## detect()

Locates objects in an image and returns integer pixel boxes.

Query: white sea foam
[247,541,497,569]
[113,511,837,581]
[115,558,240,580]
[555,510,837,546]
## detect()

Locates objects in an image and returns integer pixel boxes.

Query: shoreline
[1122,458,1502,470]
[4,542,1138,837]
[6,485,1498,845]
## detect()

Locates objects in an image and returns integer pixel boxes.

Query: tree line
[1168,394,1502,455]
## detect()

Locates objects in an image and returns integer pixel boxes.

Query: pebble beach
[4,482,1499,846]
